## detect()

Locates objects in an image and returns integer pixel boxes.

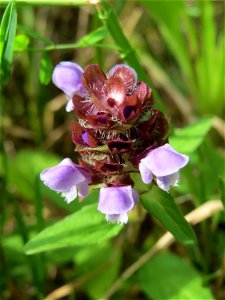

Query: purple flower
[139,143,189,192]
[52,62,84,112]
[40,158,91,203]
[98,186,139,224]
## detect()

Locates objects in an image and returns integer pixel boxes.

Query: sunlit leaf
[76,26,108,47]
[169,117,213,154]
[139,252,214,300]
[24,204,123,254]
[141,186,196,245]
[14,34,30,51]
[17,24,53,45]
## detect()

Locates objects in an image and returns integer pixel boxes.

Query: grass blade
[0,0,17,84]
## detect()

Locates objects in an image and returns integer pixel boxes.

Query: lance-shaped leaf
[141,186,197,245]
[0,0,17,84]
[139,252,214,300]
[24,204,123,254]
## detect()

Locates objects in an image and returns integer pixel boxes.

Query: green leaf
[2,234,32,281]
[1,150,99,212]
[0,150,60,201]
[139,252,214,300]
[24,204,123,254]
[73,243,122,299]
[13,34,30,51]
[0,0,17,84]
[199,1,216,101]
[46,247,79,266]
[169,117,213,154]
[39,52,53,85]
[141,186,196,245]
[76,26,108,47]
[84,246,121,299]
[17,24,53,45]
[0,0,16,56]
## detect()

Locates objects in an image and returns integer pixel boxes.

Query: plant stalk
[0,0,87,6]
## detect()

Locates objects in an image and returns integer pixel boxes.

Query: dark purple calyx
[95,160,123,175]
[107,140,131,153]
[118,95,141,122]
[134,82,152,105]
[107,174,134,187]
[138,110,168,146]
[86,113,114,129]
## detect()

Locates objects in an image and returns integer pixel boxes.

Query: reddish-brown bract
[72,64,168,186]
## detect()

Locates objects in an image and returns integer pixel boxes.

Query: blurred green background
[0,0,224,299]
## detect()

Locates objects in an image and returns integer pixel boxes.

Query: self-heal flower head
[40,158,91,203]
[42,61,187,224]
[98,186,139,224]
[139,144,189,192]
[52,62,84,112]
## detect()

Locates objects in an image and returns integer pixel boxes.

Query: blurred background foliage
[0,0,224,299]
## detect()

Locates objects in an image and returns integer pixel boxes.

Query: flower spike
[42,62,189,223]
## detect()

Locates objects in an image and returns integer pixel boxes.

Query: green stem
[14,43,119,52]
[0,0,86,6]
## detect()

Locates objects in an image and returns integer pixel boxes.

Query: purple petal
[139,161,153,184]
[78,167,92,184]
[98,186,137,214]
[77,181,89,198]
[82,131,89,145]
[62,186,78,203]
[132,189,139,204]
[40,158,86,192]
[156,172,180,192]
[66,99,75,112]
[52,62,83,97]
[141,144,189,177]
[106,213,128,224]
